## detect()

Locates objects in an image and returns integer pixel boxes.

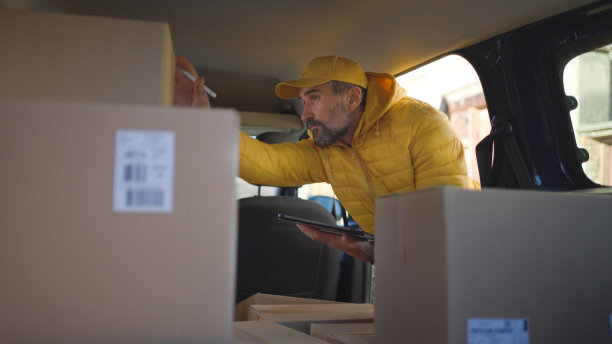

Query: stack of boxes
[3,6,611,344]
[0,8,239,344]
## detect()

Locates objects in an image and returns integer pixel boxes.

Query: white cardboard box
[375,187,612,343]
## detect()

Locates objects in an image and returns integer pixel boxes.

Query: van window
[563,44,612,185]
[396,55,490,183]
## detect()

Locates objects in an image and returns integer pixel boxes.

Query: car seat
[235,132,343,303]
[307,195,372,303]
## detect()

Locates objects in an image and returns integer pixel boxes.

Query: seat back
[236,196,342,303]
[236,131,343,302]
[307,195,372,303]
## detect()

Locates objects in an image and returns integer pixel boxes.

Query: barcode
[124,164,147,182]
[126,188,164,206]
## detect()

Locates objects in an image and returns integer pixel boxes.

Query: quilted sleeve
[406,104,476,190]
[239,131,329,187]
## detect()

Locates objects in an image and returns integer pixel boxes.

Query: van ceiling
[0,0,595,81]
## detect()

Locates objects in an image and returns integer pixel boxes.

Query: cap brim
[275,78,330,99]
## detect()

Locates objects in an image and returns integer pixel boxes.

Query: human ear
[347,87,362,110]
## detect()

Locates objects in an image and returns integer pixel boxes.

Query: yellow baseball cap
[275,56,369,99]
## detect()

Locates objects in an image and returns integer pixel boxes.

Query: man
[175,55,479,262]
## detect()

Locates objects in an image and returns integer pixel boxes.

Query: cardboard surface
[235,293,339,321]
[0,99,239,343]
[375,187,612,343]
[309,323,374,343]
[332,334,376,344]
[234,321,327,344]
[248,304,374,323]
[249,303,373,334]
[0,8,174,106]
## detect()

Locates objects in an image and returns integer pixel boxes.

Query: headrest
[256,131,298,144]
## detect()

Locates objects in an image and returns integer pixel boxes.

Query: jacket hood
[305,72,406,145]
[353,72,406,142]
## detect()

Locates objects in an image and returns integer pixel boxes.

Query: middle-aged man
[174,55,479,262]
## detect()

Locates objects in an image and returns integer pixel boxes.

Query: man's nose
[301,104,313,122]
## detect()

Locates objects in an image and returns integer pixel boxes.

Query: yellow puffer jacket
[239,72,479,235]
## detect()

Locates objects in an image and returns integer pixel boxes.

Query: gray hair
[328,80,367,106]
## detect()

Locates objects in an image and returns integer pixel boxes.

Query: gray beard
[308,119,349,147]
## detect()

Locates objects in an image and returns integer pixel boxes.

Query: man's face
[298,83,353,147]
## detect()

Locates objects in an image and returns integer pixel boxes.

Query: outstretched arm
[172,56,375,261]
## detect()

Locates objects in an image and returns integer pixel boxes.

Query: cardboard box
[310,323,374,343]
[331,334,375,344]
[375,187,612,343]
[249,304,373,334]
[235,293,339,321]
[0,99,239,343]
[234,321,327,344]
[0,8,174,106]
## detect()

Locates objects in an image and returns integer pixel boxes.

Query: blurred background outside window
[563,44,612,186]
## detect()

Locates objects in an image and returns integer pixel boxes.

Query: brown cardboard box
[375,187,612,344]
[235,293,339,321]
[0,99,239,343]
[248,304,374,334]
[309,323,374,343]
[331,334,375,344]
[0,8,174,106]
[234,321,327,344]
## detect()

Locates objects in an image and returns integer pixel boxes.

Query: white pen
[179,67,217,98]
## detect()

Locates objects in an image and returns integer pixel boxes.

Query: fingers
[296,224,343,247]
[341,233,359,243]
[176,55,198,77]
[174,55,211,108]
[192,75,211,108]
[296,224,315,239]
[175,65,183,83]
[297,224,326,241]
[297,225,373,262]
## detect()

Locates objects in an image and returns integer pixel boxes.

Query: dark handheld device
[277,213,374,241]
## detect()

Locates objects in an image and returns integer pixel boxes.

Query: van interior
[1,0,611,342]
[2,0,610,190]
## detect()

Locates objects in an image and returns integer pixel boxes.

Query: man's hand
[296,224,373,262]
[174,55,211,108]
